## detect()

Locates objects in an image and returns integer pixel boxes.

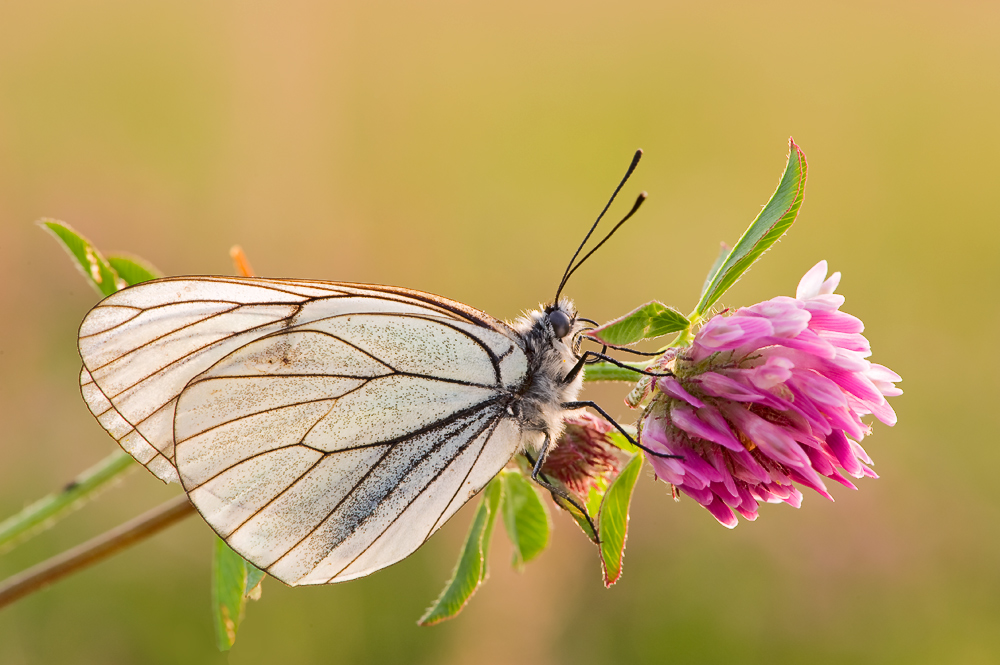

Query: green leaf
[244,564,266,599]
[212,538,263,651]
[418,479,502,626]
[586,301,689,346]
[511,455,597,544]
[107,254,162,285]
[606,427,639,454]
[553,493,599,544]
[0,227,163,554]
[584,484,604,520]
[499,470,550,569]
[598,453,644,587]
[583,361,650,383]
[693,139,808,318]
[699,242,731,302]
[38,219,123,296]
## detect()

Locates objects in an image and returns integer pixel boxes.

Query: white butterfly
[77,152,664,586]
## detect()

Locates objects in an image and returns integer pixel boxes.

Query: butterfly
[77,151,671,586]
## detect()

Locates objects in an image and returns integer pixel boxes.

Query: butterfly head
[541,298,593,359]
[514,298,582,351]
[544,300,574,339]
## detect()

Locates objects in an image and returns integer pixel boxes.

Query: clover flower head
[642,261,901,528]
[545,412,623,498]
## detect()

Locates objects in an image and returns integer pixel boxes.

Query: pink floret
[642,261,901,527]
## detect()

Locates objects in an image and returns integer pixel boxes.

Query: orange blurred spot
[229,245,255,277]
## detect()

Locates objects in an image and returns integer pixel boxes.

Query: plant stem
[583,361,651,382]
[0,449,136,552]
[0,494,196,610]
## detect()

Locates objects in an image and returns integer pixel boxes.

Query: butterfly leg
[561,353,590,384]
[525,437,599,539]
[562,351,672,385]
[561,400,683,460]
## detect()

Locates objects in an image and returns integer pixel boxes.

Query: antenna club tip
[638,190,648,199]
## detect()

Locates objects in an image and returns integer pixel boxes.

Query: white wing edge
[80,367,179,483]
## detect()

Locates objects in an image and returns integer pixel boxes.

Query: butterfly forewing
[78,276,529,584]
[81,366,180,482]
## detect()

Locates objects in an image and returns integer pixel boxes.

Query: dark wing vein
[263,406,502,578]
[185,392,507,493]
[212,455,328,539]
[95,305,303,400]
[129,276,510,334]
[84,303,244,372]
[348,312,505,385]
[174,381,373,453]
[325,411,506,582]
[279,327,500,388]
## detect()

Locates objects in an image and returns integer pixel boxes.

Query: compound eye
[548,309,572,339]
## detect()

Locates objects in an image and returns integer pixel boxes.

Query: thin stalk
[0,449,136,552]
[583,361,652,383]
[0,494,196,610]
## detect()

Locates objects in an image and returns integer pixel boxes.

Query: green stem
[654,316,700,353]
[0,449,135,552]
[583,361,652,382]
[671,328,695,348]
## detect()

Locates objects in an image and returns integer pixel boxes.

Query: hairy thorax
[509,299,585,452]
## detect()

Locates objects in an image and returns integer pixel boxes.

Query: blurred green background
[1,1,997,663]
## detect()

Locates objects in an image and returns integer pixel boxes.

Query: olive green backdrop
[1,1,996,663]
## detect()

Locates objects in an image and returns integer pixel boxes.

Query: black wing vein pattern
[78,277,529,584]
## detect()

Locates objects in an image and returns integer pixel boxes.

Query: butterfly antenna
[553,149,643,302]
[559,191,647,290]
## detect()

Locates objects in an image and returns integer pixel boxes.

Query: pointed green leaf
[500,470,550,569]
[38,219,123,296]
[586,301,689,347]
[584,484,604,520]
[606,427,639,454]
[0,228,163,554]
[107,254,162,285]
[699,242,731,302]
[212,538,261,651]
[244,563,266,599]
[553,493,599,543]
[694,139,808,317]
[512,455,598,544]
[479,480,502,573]
[598,453,644,587]
[418,479,502,625]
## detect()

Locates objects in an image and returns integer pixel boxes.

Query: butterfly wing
[79,276,529,584]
